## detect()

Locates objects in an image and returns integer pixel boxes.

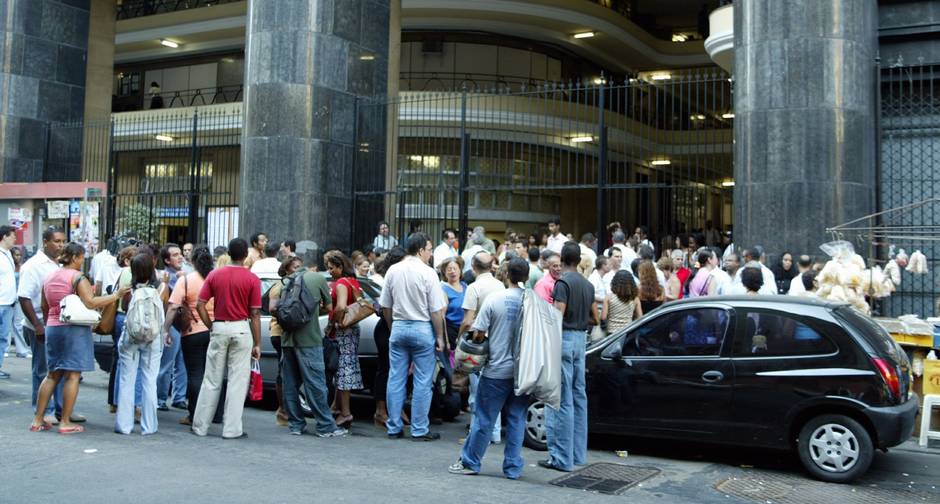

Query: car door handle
[701,370,724,383]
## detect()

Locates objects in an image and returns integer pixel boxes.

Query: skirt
[45,324,96,372]
[334,325,363,391]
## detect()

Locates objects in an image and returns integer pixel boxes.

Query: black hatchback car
[524,296,917,483]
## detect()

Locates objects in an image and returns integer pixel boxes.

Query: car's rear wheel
[524,400,548,451]
[797,414,873,483]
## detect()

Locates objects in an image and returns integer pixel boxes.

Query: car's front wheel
[797,414,873,483]
[524,400,548,451]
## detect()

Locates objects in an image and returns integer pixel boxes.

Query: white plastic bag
[514,289,562,409]
[907,250,928,274]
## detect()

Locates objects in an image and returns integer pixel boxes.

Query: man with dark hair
[433,228,458,268]
[719,252,742,295]
[449,258,531,478]
[788,254,814,296]
[193,238,262,439]
[540,242,597,473]
[245,232,267,269]
[373,221,398,251]
[741,247,776,295]
[546,217,565,254]
[379,231,447,441]
[579,233,597,264]
[157,241,189,411]
[279,240,296,259]
[526,247,543,288]
[0,225,17,379]
[634,225,653,253]
[250,241,281,275]
[17,227,66,398]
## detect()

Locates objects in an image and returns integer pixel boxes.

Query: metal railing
[113,85,244,112]
[116,0,242,20]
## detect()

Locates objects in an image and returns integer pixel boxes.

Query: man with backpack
[275,255,347,437]
[192,238,262,439]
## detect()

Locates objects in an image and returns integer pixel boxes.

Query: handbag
[93,298,118,335]
[323,331,340,374]
[339,278,374,328]
[248,359,264,401]
[171,275,194,333]
[60,273,101,327]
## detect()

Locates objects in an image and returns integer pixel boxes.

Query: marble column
[0,0,90,182]
[240,0,390,251]
[733,0,878,259]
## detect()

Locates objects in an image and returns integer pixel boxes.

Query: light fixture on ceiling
[155,135,174,142]
[409,155,423,162]
[671,34,687,42]
[650,73,672,81]
[160,39,179,48]
[359,54,376,61]
[573,31,595,39]
[650,159,671,166]
[721,180,735,187]
[592,77,607,85]
[690,114,706,120]
[221,57,235,63]
[722,112,735,119]
[571,136,594,143]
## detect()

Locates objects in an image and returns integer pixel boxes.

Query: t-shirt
[526,263,543,289]
[0,247,16,305]
[379,256,446,322]
[198,265,262,321]
[441,282,466,326]
[552,271,595,331]
[282,271,331,347]
[461,272,504,313]
[472,288,524,380]
[250,257,280,276]
[17,250,59,330]
[169,271,212,336]
[534,273,557,304]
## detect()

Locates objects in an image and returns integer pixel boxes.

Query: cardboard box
[924,360,940,397]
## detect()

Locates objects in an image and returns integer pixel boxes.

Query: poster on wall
[8,207,33,245]
[67,200,100,256]
[47,200,69,219]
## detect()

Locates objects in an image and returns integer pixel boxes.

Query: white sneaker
[316,428,348,438]
[448,459,478,475]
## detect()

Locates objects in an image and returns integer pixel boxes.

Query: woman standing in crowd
[115,253,167,435]
[606,270,642,335]
[439,257,466,351]
[687,249,718,297]
[637,261,664,314]
[108,246,138,412]
[371,247,406,428]
[326,251,363,428]
[266,255,303,426]
[772,252,798,294]
[659,258,681,302]
[671,249,691,298]
[164,246,223,426]
[31,243,128,434]
[355,256,371,278]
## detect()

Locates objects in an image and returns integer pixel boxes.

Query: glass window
[733,311,837,357]
[623,308,730,357]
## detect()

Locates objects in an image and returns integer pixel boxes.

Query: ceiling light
[573,31,595,39]
[650,73,672,81]
[570,136,594,143]
[160,39,179,48]
[650,159,671,166]
[721,180,735,187]
[592,77,606,85]
[409,155,423,162]
[359,54,376,61]
[221,57,235,63]
[722,113,735,119]
[672,34,687,42]
[155,135,174,142]
[691,114,706,120]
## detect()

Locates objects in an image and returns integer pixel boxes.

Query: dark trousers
[181,330,224,422]
[271,335,282,385]
[108,313,125,406]
[373,317,390,401]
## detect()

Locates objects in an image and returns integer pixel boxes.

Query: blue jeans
[26,325,62,415]
[157,326,188,405]
[460,376,530,479]
[468,372,501,442]
[0,304,13,368]
[386,320,436,437]
[115,334,163,434]
[545,330,588,471]
[280,345,337,434]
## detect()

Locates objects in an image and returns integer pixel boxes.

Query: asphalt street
[1,355,938,504]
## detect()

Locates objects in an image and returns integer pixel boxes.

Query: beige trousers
[192,320,252,438]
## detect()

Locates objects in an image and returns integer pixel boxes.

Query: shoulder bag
[60,273,102,327]
[171,274,194,333]
[339,278,375,329]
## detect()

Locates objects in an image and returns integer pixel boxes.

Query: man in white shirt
[788,255,813,296]
[0,226,18,379]
[250,241,281,276]
[88,238,114,287]
[460,231,487,273]
[718,252,742,295]
[579,233,598,265]
[372,221,398,251]
[93,239,122,296]
[604,231,637,268]
[634,226,654,256]
[379,232,447,441]
[433,229,458,268]
[17,226,66,417]
[545,218,566,254]
[743,247,777,296]
[601,248,623,291]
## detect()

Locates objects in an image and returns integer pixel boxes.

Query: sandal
[336,414,353,429]
[58,425,84,435]
[373,413,388,429]
[29,423,53,432]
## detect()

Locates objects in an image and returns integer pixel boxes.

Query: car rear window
[833,307,901,361]
[733,310,837,357]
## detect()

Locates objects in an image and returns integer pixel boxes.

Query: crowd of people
[1,217,824,479]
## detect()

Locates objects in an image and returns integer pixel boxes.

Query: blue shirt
[441,282,467,326]
[472,288,524,379]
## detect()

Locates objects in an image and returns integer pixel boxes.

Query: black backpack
[431,358,462,421]
[276,271,317,332]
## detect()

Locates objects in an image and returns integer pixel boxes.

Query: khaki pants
[192,320,252,438]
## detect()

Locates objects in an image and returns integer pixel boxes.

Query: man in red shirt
[193,238,262,439]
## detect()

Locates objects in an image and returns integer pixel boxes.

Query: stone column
[240,0,390,251]
[733,0,878,259]
[0,0,91,182]
[82,0,116,181]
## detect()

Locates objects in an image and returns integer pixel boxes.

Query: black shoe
[429,417,443,426]
[222,432,247,440]
[411,432,441,442]
[157,404,170,412]
[537,459,569,472]
[387,431,404,439]
[172,401,188,410]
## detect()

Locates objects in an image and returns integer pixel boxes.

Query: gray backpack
[125,285,162,344]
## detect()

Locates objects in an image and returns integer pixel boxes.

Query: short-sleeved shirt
[461,272,504,314]
[17,250,59,330]
[44,268,82,327]
[472,288,523,379]
[534,273,557,304]
[441,282,466,326]
[198,265,261,321]
[169,271,212,336]
[378,256,446,322]
[282,271,331,347]
[552,271,595,331]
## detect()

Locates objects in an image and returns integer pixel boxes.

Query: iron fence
[116,0,242,20]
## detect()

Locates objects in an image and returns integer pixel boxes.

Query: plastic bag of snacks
[906,250,928,274]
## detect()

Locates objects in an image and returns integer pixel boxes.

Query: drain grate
[550,463,660,495]
[715,472,936,504]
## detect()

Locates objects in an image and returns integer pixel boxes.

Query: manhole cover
[715,472,935,503]
[551,463,660,495]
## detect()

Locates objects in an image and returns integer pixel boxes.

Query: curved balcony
[704,3,734,73]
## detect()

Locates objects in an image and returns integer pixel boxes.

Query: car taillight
[872,357,900,401]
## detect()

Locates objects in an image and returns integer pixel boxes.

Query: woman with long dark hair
[772,251,798,294]
[637,261,665,314]
[325,250,363,428]
[372,246,406,428]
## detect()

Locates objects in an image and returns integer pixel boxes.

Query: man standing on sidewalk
[0,225,18,379]
[379,232,448,441]
[449,258,531,479]
[192,238,261,439]
[540,242,597,472]
[17,227,66,419]
[157,243,189,411]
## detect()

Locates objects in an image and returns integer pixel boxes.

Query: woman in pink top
[31,243,128,434]
[687,249,719,298]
